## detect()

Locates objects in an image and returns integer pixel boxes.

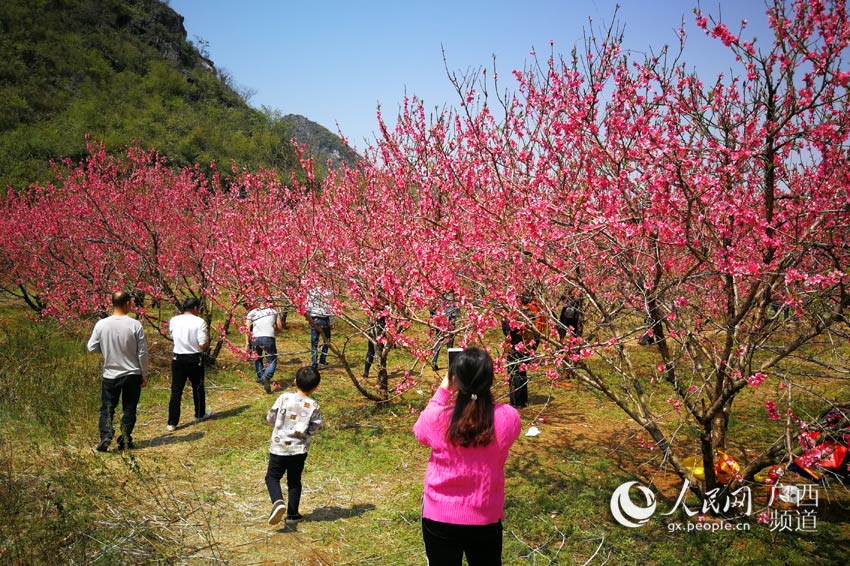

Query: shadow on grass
[338,422,386,435]
[527,393,553,406]
[137,431,204,448]
[271,503,377,534]
[308,503,376,522]
[279,355,307,368]
[131,405,249,449]
[207,404,250,421]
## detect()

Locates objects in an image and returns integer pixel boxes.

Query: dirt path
[112,328,424,564]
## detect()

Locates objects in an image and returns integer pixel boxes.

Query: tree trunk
[210,314,232,361]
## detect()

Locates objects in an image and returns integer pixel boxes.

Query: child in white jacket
[264,366,323,526]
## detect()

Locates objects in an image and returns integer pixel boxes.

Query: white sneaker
[197,410,212,421]
[166,425,175,432]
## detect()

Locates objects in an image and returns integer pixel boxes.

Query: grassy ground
[1,301,849,565]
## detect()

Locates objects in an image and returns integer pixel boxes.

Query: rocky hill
[0,0,357,189]
[281,114,360,169]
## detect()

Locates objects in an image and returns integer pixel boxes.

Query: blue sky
[168,0,771,151]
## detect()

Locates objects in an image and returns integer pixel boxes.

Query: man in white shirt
[87,291,149,452]
[167,297,210,431]
[246,301,283,394]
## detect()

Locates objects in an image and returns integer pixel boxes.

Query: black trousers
[168,353,205,426]
[507,351,529,408]
[422,517,503,565]
[99,374,142,443]
[265,452,308,516]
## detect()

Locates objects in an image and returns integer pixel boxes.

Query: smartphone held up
[447,347,462,373]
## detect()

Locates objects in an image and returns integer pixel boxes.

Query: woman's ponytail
[446,348,495,447]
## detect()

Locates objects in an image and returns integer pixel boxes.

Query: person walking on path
[265,366,324,526]
[246,301,283,393]
[305,287,334,369]
[87,291,149,452]
[413,347,521,565]
[167,297,210,432]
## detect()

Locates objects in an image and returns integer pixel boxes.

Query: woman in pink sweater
[413,347,521,565]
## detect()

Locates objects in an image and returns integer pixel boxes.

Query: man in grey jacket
[87,291,149,452]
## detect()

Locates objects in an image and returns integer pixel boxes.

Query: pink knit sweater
[413,387,521,525]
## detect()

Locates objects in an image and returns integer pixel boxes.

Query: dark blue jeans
[99,374,142,443]
[266,452,308,516]
[252,336,278,382]
[309,316,331,367]
[364,339,375,376]
[168,353,205,426]
[422,517,503,565]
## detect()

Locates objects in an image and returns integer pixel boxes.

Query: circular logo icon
[610,481,657,528]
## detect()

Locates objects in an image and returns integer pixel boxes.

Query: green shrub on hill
[0,0,357,190]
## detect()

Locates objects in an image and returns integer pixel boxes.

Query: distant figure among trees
[246,301,283,393]
[502,293,545,409]
[363,313,387,378]
[306,287,334,369]
[430,293,460,371]
[557,292,583,341]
